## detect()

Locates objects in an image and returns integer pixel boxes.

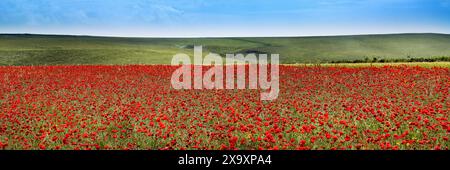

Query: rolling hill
[1,33,450,65]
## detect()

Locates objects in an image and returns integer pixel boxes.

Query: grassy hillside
[1,33,450,65]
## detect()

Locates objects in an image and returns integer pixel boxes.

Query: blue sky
[1,0,450,37]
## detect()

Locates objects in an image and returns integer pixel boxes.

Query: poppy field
[0,65,448,150]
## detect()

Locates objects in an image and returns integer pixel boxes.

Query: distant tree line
[330,56,450,63]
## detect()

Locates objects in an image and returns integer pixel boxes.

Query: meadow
[0,65,448,150]
[1,33,450,65]
[0,34,449,150]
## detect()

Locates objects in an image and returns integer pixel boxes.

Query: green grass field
[1,33,450,65]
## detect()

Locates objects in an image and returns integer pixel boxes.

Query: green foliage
[330,56,450,63]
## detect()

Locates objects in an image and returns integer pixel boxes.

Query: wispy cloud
[0,0,192,27]
[0,0,449,36]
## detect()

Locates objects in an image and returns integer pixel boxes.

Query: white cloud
[0,0,194,27]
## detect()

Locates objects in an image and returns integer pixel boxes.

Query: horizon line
[1,32,449,39]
